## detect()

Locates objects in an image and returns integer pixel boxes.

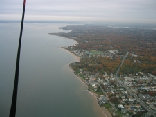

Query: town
[50,25,156,117]
[69,48,156,117]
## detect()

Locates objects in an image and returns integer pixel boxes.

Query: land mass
[49,24,156,117]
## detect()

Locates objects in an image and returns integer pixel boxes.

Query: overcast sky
[0,0,156,23]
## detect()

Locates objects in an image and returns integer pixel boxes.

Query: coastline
[49,24,156,117]
[61,47,112,117]
[61,47,80,62]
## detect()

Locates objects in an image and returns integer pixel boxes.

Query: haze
[0,0,156,23]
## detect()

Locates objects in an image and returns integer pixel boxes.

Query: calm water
[0,23,102,117]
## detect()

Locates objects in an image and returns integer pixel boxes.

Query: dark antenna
[9,0,26,117]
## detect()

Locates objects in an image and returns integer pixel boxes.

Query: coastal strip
[61,47,112,117]
[50,24,156,117]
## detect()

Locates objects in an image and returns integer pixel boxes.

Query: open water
[0,23,103,117]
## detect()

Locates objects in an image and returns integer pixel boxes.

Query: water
[0,23,103,117]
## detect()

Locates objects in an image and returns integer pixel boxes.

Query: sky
[0,0,156,24]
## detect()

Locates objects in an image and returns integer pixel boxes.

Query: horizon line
[0,20,156,26]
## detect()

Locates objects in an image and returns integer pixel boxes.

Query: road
[115,51,129,78]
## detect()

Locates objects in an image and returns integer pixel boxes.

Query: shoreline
[61,47,80,62]
[61,47,112,117]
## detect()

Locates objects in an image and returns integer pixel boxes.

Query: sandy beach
[61,47,112,117]
[61,47,80,62]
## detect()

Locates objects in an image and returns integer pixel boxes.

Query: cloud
[0,0,156,23]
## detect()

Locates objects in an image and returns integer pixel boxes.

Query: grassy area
[79,73,85,79]
[103,103,112,109]
[95,87,103,95]
[90,50,104,55]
